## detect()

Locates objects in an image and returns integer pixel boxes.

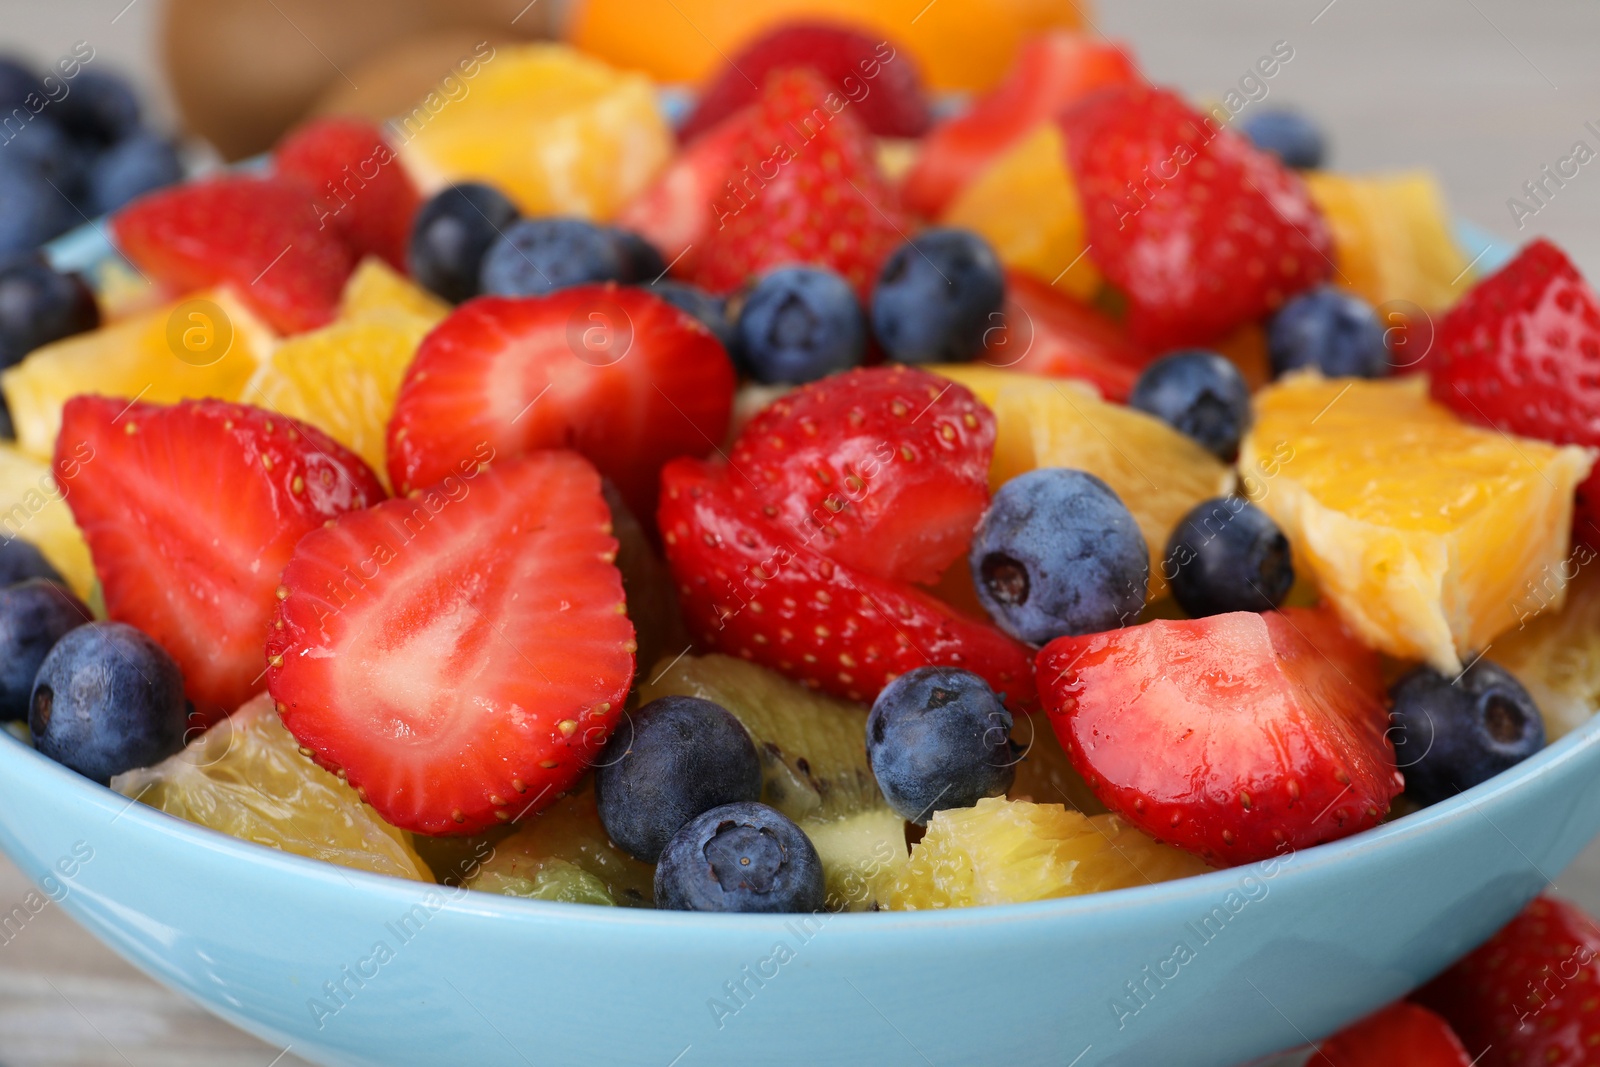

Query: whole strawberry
[276,117,421,274]
[1428,239,1600,543]
[1318,1002,1473,1067]
[1059,85,1333,350]
[1417,895,1600,1066]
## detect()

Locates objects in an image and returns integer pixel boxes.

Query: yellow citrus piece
[244,310,434,483]
[1490,562,1600,741]
[2,289,273,460]
[1304,171,1473,312]
[338,257,449,324]
[0,443,94,599]
[111,694,430,881]
[398,44,672,220]
[1241,374,1594,673]
[1008,712,1106,814]
[890,796,1208,910]
[942,123,1099,300]
[803,807,910,912]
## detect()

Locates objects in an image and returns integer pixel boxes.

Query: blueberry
[732,266,865,384]
[871,228,1005,364]
[0,579,87,721]
[646,280,736,352]
[1163,496,1294,617]
[969,468,1149,644]
[0,538,63,587]
[407,182,520,304]
[1238,108,1326,170]
[4,118,90,199]
[0,163,79,256]
[479,217,626,298]
[54,69,141,147]
[0,256,99,367]
[30,621,187,784]
[607,227,667,284]
[595,695,763,863]
[866,666,1014,824]
[0,57,40,114]
[1268,286,1389,379]
[1389,661,1545,807]
[655,801,825,913]
[1129,350,1251,460]
[85,132,183,215]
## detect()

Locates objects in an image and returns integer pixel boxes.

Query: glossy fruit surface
[1163,497,1294,617]
[1389,661,1545,807]
[1316,1003,1473,1067]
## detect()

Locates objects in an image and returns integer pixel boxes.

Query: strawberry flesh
[984,271,1151,401]
[276,116,421,274]
[1318,1003,1474,1067]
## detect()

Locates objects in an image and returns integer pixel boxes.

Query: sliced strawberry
[983,271,1150,401]
[659,456,1036,710]
[385,285,734,522]
[903,32,1141,218]
[1427,239,1600,542]
[615,105,756,279]
[1416,895,1600,1067]
[689,68,910,299]
[680,23,931,143]
[1059,85,1333,350]
[1318,1003,1474,1067]
[727,366,994,585]
[111,174,357,334]
[1037,608,1401,865]
[57,397,385,726]
[275,116,421,274]
[266,452,635,835]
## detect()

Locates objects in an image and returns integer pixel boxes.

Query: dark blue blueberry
[1129,350,1251,460]
[1238,108,1326,170]
[407,182,520,304]
[655,801,825,913]
[0,162,79,256]
[1163,496,1293,617]
[85,132,183,215]
[1389,661,1545,807]
[732,266,865,384]
[871,227,1005,364]
[0,256,99,368]
[595,695,763,863]
[0,538,62,587]
[54,69,141,147]
[0,579,87,721]
[866,666,1014,825]
[0,57,40,114]
[1268,286,1390,379]
[969,468,1148,644]
[479,217,626,298]
[646,280,735,352]
[30,621,188,784]
[607,227,667,284]
[3,118,90,199]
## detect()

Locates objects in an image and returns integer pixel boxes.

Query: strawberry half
[728,365,994,585]
[276,116,421,274]
[266,451,636,835]
[1037,608,1401,865]
[1416,895,1600,1067]
[57,397,385,726]
[112,174,357,334]
[385,285,735,522]
[1059,85,1333,350]
[983,271,1151,402]
[689,68,910,299]
[1318,1003,1474,1067]
[1428,239,1600,542]
[659,456,1036,710]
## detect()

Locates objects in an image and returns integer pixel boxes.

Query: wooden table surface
[1,0,1599,1064]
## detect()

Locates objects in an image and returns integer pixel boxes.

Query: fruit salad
[0,21,1593,936]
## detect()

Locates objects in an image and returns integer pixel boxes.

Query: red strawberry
[385,285,735,522]
[266,452,635,835]
[112,174,357,334]
[659,456,1036,710]
[680,23,931,144]
[903,32,1141,218]
[728,366,994,585]
[689,68,910,299]
[1428,239,1600,542]
[1416,895,1600,1067]
[275,117,421,274]
[983,271,1151,401]
[57,397,385,726]
[616,105,756,278]
[1318,1003,1474,1067]
[1037,608,1401,865]
[1059,85,1333,350]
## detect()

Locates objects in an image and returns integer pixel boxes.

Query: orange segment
[1490,562,1600,741]
[1241,374,1594,673]
[942,123,1099,300]
[0,444,94,599]
[338,257,449,323]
